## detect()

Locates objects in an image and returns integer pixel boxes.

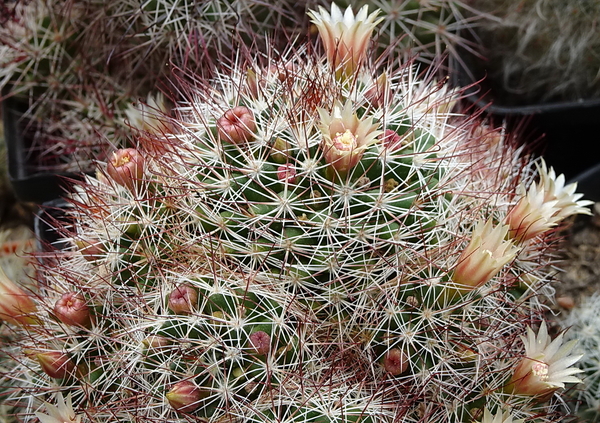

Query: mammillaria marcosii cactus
[0,4,592,423]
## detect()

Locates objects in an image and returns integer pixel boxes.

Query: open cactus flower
[476,408,524,423]
[506,159,592,243]
[0,4,590,423]
[318,101,382,180]
[506,322,583,400]
[308,3,383,78]
[35,393,82,423]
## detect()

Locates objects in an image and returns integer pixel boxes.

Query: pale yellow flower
[308,3,383,78]
[507,321,582,400]
[475,408,523,423]
[318,101,382,180]
[35,393,82,423]
[452,219,519,292]
[125,92,171,135]
[506,160,592,242]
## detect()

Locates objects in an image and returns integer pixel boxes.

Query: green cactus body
[0,6,588,422]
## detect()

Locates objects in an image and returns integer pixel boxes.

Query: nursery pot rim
[449,52,600,117]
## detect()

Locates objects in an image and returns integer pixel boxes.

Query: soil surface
[553,204,600,312]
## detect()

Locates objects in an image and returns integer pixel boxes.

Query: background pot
[451,54,600,201]
[2,93,86,204]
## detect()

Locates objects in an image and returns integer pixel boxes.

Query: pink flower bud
[166,380,206,413]
[75,238,104,262]
[168,285,198,315]
[380,129,404,151]
[106,148,144,190]
[142,335,171,350]
[382,348,408,376]
[35,351,76,379]
[0,267,37,326]
[365,73,391,108]
[217,106,256,144]
[277,164,297,185]
[54,292,92,328]
[248,330,271,356]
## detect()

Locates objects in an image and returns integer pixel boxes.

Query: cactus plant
[560,292,600,422]
[462,0,600,105]
[0,0,319,177]
[0,3,592,422]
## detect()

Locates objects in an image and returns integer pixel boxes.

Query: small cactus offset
[0,4,592,423]
[560,293,600,421]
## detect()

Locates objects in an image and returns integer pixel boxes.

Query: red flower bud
[380,129,404,151]
[166,380,206,413]
[106,148,144,190]
[277,164,297,185]
[248,330,271,356]
[35,351,76,379]
[168,285,198,315]
[54,292,92,328]
[382,348,408,376]
[217,106,256,144]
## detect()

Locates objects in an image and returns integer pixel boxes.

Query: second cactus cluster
[0,3,591,423]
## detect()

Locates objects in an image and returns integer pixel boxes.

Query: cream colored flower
[475,408,523,423]
[318,101,382,180]
[506,160,592,242]
[452,219,519,292]
[308,3,383,78]
[35,392,82,423]
[125,92,171,135]
[507,321,582,400]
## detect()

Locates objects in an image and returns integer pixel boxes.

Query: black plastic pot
[2,93,85,204]
[451,54,600,201]
[34,198,73,252]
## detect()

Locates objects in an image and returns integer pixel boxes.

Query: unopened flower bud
[166,380,206,413]
[168,285,198,315]
[75,238,104,262]
[35,351,76,379]
[248,330,271,356]
[382,348,408,375]
[0,267,37,326]
[380,129,404,151]
[142,335,171,350]
[106,148,144,190]
[277,164,297,185]
[270,137,290,164]
[217,106,256,144]
[365,73,391,108]
[54,292,92,328]
[246,68,260,99]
